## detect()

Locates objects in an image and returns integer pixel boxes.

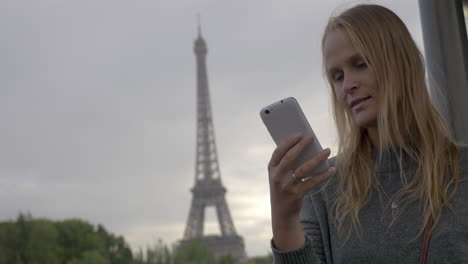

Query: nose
[343,72,359,94]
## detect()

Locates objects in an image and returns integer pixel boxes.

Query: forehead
[323,30,360,71]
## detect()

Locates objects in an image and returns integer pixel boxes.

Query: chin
[353,113,378,128]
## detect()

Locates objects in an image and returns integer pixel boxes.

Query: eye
[332,72,343,82]
[356,61,367,69]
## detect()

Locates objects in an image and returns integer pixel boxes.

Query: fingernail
[323,148,331,155]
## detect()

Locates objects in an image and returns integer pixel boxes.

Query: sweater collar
[371,145,417,173]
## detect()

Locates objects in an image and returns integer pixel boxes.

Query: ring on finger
[291,170,301,184]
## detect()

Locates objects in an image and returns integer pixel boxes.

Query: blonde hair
[321,4,460,240]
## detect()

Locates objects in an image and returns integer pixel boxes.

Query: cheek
[333,86,345,103]
[367,71,379,95]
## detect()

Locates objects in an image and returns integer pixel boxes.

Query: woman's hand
[268,133,335,251]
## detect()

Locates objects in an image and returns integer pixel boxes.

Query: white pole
[419,0,468,144]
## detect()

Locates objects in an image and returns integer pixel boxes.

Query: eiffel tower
[179,23,246,261]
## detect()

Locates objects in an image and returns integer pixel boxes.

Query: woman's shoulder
[456,144,468,166]
[454,144,468,182]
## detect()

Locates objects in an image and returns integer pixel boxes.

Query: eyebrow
[327,53,364,75]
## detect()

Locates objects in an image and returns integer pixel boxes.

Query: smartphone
[260,97,330,176]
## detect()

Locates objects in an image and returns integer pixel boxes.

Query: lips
[350,96,371,108]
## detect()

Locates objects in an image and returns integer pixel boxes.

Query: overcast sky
[1,0,423,257]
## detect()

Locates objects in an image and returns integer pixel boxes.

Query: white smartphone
[260,97,330,176]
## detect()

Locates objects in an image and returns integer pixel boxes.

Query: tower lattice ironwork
[180,25,246,261]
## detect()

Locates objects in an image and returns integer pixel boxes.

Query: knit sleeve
[270,158,336,263]
[271,236,322,263]
[301,189,332,263]
[270,194,331,264]
[271,186,334,263]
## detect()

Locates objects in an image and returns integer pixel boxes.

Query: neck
[367,126,382,148]
[367,126,408,150]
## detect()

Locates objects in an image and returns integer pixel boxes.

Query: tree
[245,254,273,264]
[56,219,97,261]
[217,254,236,264]
[174,240,216,264]
[24,219,61,264]
[146,239,172,264]
[0,213,136,264]
[0,222,19,264]
[67,250,109,264]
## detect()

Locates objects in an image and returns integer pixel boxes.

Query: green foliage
[0,213,275,264]
[174,240,216,264]
[147,239,273,264]
[217,254,236,264]
[67,250,110,264]
[145,239,172,264]
[24,219,61,264]
[0,213,33,264]
[245,254,273,264]
[0,213,134,264]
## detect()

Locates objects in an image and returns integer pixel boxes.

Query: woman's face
[323,30,379,129]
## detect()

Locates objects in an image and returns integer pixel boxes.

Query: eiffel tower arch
[179,24,246,261]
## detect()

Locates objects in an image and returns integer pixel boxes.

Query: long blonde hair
[322,4,460,240]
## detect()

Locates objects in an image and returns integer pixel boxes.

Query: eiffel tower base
[179,235,247,262]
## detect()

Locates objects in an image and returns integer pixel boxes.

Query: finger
[276,135,315,172]
[298,167,336,194]
[269,132,304,168]
[293,148,331,180]
[289,169,302,185]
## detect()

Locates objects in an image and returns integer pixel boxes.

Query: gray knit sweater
[272,145,468,263]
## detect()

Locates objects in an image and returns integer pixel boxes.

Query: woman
[268,4,468,263]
